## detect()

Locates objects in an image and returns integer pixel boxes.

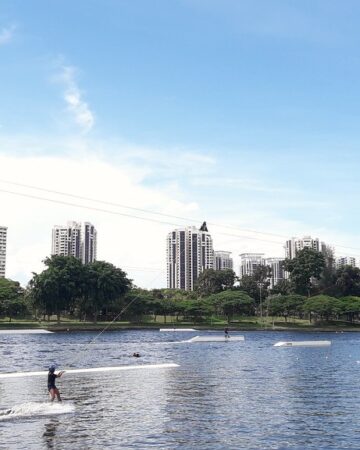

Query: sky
[1,0,360,287]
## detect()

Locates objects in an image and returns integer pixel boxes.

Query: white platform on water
[160,328,196,332]
[0,329,53,334]
[0,363,179,379]
[187,335,245,343]
[274,340,331,347]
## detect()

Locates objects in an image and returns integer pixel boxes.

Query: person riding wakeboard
[48,365,65,402]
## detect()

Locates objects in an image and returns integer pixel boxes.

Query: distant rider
[224,327,230,339]
[48,365,65,402]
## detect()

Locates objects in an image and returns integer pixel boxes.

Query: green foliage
[195,269,236,297]
[267,294,306,322]
[284,248,326,296]
[239,265,271,303]
[207,290,255,323]
[79,261,132,322]
[0,278,27,320]
[29,256,84,320]
[303,295,342,321]
[28,256,132,322]
[270,279,293,295]
[334,266,360,297]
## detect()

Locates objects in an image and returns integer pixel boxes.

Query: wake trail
[0,402,75,421]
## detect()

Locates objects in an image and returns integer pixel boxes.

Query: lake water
[1,330,360,449]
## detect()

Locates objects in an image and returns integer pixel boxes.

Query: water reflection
[43,418,59,449]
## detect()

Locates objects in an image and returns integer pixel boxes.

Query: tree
[239,266,271,308]
[270,279,293,295]
[317,245,336,294]
[303,295,341,322]
[334,266,360,297]
[283,248,325,296]
[339,296,360,323]
[80,261,132,322]
[207,290,255,323]
[0,278,27,321]
[267,294,306,322]
[28,256,84,322]
[195,269,236,297]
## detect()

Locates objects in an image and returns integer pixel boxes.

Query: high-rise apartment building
[265,257,285,288]
[52,221,97,264]
[82,222,97,264]
[336,256,356,269]
[239,253,265,279]
[214,251,233,271]
[285,236,323,259]
[0,226,7,278]
[167,224,214,291]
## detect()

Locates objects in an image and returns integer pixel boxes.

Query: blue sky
[1,0,360,285]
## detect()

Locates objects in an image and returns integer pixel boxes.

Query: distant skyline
[1,1,360,286]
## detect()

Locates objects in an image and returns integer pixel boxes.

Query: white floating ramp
[188,335,244,343]
[0,329,53,334]
[274,340,331,347]
[0,363,179,379]
[160,328,196,332]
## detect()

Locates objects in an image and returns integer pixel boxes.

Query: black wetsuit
[48,373,57,391]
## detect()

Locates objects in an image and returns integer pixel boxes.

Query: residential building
[167,223,214,291]
[52,221,97,264]
[336,256,356,269]
[239,253,265,279]
[0,226,7,278]
[82,222,97,264]
[285,236,323,259]
[265,257,285,288]
[214,251,233,271]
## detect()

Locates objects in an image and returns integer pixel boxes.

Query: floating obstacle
[187,335,245,343]
[0,329,53,334]
[274,340,331,347]
[159,328,196,332]
[0,363,179,379]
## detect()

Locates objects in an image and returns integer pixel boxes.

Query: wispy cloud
[0,25,15,45]
[57,65,95,133]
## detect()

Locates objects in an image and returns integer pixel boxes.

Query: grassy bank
[1,316,360,332]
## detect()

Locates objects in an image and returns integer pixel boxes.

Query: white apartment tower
[336,256,356,269]
[82,222,97,264]
[265,257,285,288]
[52,221,97,264]
[239,253,265,279]
[214,251,233,271]
[167,223,214,291]
[0,226,7,278]
[285,236,322,259]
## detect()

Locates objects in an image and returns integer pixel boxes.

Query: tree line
[1,248,360,324]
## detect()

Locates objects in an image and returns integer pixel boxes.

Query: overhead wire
[0,178,359,253]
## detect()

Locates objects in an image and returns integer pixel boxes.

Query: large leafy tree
[267,294,306,322]
[240,265,271,306]
[334,266,360,297]
[80,261,132,322]
[339,296,360,322]
[207,290,255,323]
[283,248,325,296]
[0,278,27,321]
[303,295,342,322]
[29,256,84,321]
[195,269,236,297]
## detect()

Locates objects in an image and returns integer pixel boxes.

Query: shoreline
[1,322,360,332]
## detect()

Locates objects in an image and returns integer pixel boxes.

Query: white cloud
[0,25,15,45]
[0,150,200,287]
[56,65,95,133]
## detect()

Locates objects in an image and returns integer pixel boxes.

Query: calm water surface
[0,330,360,449]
